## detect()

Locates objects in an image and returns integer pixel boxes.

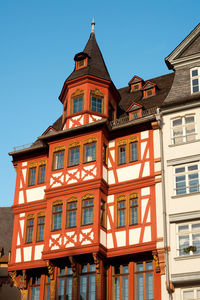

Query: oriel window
[73,96,83,113]
[91,96,103,113]
[52,204,63,230]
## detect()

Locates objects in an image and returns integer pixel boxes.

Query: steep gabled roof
[66,32,111,82]
[165,23,200,70]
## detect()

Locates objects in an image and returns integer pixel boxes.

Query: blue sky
[1,0,200,206]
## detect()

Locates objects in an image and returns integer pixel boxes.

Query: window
[117,197,126,227]
[38,164,46,184]
[26,217,34,243]
[80,264,96,300]
[72,96,83,113]
[143,88,155,98]
[76,58,87,70]
[52,204,63,230]
[29,276,41,300]
[177,222,200,256]
[135,261,153,300]
[182,287,200,300]
[100,199,106,227]
[174,163,199,195]
[131,83,141,91]
[130,142,138,162]
[84,143,96,163]
[191,67,200,93]
[129,194,138,225]
[171,115,196,144]
[66,198,77,228]
[57,267,73,300]
[82,196,94,225]
[113,264,129,300]
[37,215,45,241]
[118,145,126,165]
[68,147,80,167]
[91,96,103,113]
[53,150,65,170]
[28,167,36,186]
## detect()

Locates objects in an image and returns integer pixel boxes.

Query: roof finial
[91,18,95,34]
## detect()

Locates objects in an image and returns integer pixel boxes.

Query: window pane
[146,273,153,300]
[192,233,200,253]
[173,118,182,126]
[29,168,36,186]
[69,147,80,166]
[136,263,143,272]
[122,265,129,273]
[183,290,194,299]
[54,213,62,230]
[89,274,96,300]
[91,96,102,113]
[179,235,189,256]
[31,287,40,300]
[66,277,72,300]
[122,276,129,300]
[178,225,189,232]
[80,275,87,300]
[38,224,44,241]
[192,69,198,77]
[85,144,96,162]
[68,211,76,227]
[54,151,64,170]
[115,277,120,300]
[73,97,83,113]
[131,143,137,162]
[146,262,153,270]
[119,210,125,226]
[192,223,200,231]
[119,146,126,164]
[136,274,143,300]
[185,116,195,124]
[58,278,65,300]
[39,166,46,184]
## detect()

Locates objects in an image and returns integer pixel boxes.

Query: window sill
[169,139,200,147]
[174,253,200,261]
[172,191,200,199]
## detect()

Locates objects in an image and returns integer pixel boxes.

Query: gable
[143,81,156,90]
[128,75,143,85]
[126,102,143,112]
[178,34,200,58]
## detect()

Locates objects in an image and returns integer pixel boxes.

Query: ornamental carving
[47,261,55,280]
[90,88,104,98]
[27,214,35,220]
[153,253,160,273]
[52,200,63,206]
[67,196,78,203]
[83,137,97,144]
[93,253,100,274]
[39,160,46,166]
[68,142,80,148]
[29,162,37,168]
[53,145,65,152]
[117,139,127,146]
[69,256,78,278]
[9,270,27,290]
[71,89,84,98]
[82,193,94,200]
[129,193,138,199]
[129,136,138,142]
[37,211,45,217]
[117,195,126,201]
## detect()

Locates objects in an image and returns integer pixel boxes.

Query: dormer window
[126,102,143,120]
[74,52,88,70]
[191,67,200,93]
[128,75,144,92]
[143,81,156,98]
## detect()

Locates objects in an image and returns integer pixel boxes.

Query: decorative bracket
[47,261,55,280]
[93,253,100,274]
[69,256,78,278]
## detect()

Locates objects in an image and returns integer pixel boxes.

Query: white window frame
[171,114,196,145]
[174,162,200,196]
[176,221,200,257]
[191,67,200,94]
[182,286,200,300]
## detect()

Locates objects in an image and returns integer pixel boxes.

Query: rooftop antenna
[91,18,95,34]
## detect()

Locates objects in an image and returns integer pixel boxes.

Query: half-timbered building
[8,21,176,300]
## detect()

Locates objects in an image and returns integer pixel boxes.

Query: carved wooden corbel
[153,252,160,273]
[69,256,78,278]
[93,253,100,274]
[47,261,55,280]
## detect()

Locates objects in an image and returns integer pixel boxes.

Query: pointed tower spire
[91,18,95,34]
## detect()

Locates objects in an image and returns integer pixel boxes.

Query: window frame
[28,166,37,186]
[112,264,129,300]
[36,214,45,242]
[190,67,200,94]
[83,142,96,163]
[117,196,126,228]
[129,193,138,226]
[29,276,41,300]
[118,144,126,165]
[171,114,196,145]
[174,162,200,196]
[26,215,34,243]
[100,199,106,228]
[134,261,154,300]
[129,141,138,162]
[81,195,94,226]
[79,263,96,300]
[52,202,63,231]
[38,164,46,184]
[52,149,65,171]
[177,221,200,256]
[56,267,73,300]
[182,287,200,300]
[66,197,77,228]
[68,146,80,167]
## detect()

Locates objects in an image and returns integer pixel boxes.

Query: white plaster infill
[26,186,45,202]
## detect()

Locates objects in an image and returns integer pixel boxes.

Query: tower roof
[66,31,111,82]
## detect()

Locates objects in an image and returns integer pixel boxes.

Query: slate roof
[66,32,111,82]
[118,73,175,113]
[0,207,14,256]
